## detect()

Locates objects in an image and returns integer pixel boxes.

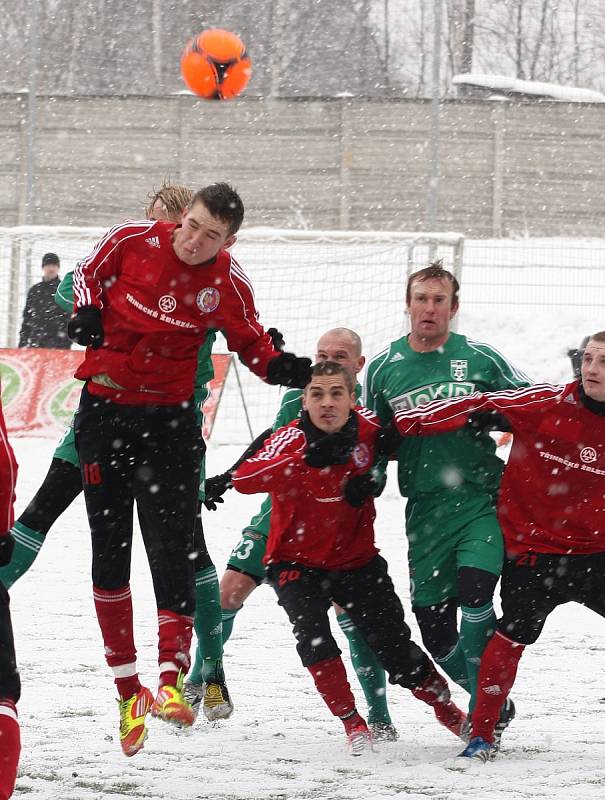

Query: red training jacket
[72,219,279,405]
[0,385,18,537]
[232,409,382,570]
[393,381,605,556]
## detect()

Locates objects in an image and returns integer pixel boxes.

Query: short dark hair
[589,331,605,344]
[406,260,459,307]
[307,360,355,393]
[42,252,60,267]
[189,182,245,236]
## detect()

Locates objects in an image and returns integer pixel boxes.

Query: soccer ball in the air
[180,28,252,100]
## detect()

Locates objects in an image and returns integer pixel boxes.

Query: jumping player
[363,262,529,740]
[192,329,398,740]
[0,184,241,724]
[68,182,311,756]
[387,331,605,762]
[232,360,466,755]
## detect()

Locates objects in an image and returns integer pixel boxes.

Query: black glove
[344,471,383,507]
[0,534,15,567]
[467,410,512,434]
[203,472,233,511]
[376,420,403,458]
[267,327,285,352]
[68,306,104,350]
[304,431,356,468]
[266,352,313,388]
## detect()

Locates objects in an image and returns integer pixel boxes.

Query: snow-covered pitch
[10,436,605,800]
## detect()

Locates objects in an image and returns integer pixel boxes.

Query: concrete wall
[3,94,605,236]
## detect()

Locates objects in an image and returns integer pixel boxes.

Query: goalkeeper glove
[267,352,313,388]
[68,306,104,350]
[203,472,233,511]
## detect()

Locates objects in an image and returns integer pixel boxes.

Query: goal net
[0,226,464,443]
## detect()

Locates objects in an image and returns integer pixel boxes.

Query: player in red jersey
[232,361,466,755]
[68,182,312,756]
[0,382,20,799]
[386,331,605,762]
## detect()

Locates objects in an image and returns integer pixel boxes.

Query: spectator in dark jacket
[18,253,71,349]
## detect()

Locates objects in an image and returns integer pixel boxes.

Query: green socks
[220,606,240,647]
[435,640,470,694]
[0,522,46,588]
[460,601,496,712]
[337,612,392,725]
[189,565,223,684]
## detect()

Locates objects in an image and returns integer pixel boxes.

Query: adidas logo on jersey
[389,352,404,363]
[483,684,503,696]
[145,236,160,248]
[564,393,576,404]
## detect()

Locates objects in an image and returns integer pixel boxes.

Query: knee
[220,570,257,610]
[458,566,498,608]
[297,636,340,667]
[497,616,540,646]
[414,602,458,659]
[0,669,20,705]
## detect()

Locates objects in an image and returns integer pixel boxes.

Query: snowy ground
[8,437,605,800]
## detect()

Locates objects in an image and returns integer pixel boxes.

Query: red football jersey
[0,386,17,536]
[394,381,605,556]
[232,409,381,570]
[72,219,279,405]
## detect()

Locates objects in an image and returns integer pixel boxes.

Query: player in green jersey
[189,328,399,741]
[363,262,529,738]
[0,183,237,722]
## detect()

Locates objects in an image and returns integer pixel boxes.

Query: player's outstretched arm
[203,426,273,511]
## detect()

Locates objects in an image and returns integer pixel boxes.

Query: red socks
[94,587,194,695]
[0,702,20,800]
[411,665,467,738]
[307,656,357,719]
[472,631,525,743]
[158,609,193,687]
[93,584,140,699]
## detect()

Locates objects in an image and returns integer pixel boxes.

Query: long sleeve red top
[72,219,280,405]
[232,410,382,570]
[393,381,605,556]
[0,388,17,537]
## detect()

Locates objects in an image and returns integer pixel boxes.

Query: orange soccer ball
[180,28,252,100]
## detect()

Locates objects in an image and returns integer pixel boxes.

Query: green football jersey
[55,270,74,313]
[363,332,530,499]
[244,383,363,536]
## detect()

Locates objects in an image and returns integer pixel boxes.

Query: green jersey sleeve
[272,389,303,430]
[363,349,395,424]
[55,271,74,312]
[466,339,531,391]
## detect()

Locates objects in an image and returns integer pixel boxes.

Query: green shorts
[53,420,79,468]
[406,491,504,608]
[226,496,272,582]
